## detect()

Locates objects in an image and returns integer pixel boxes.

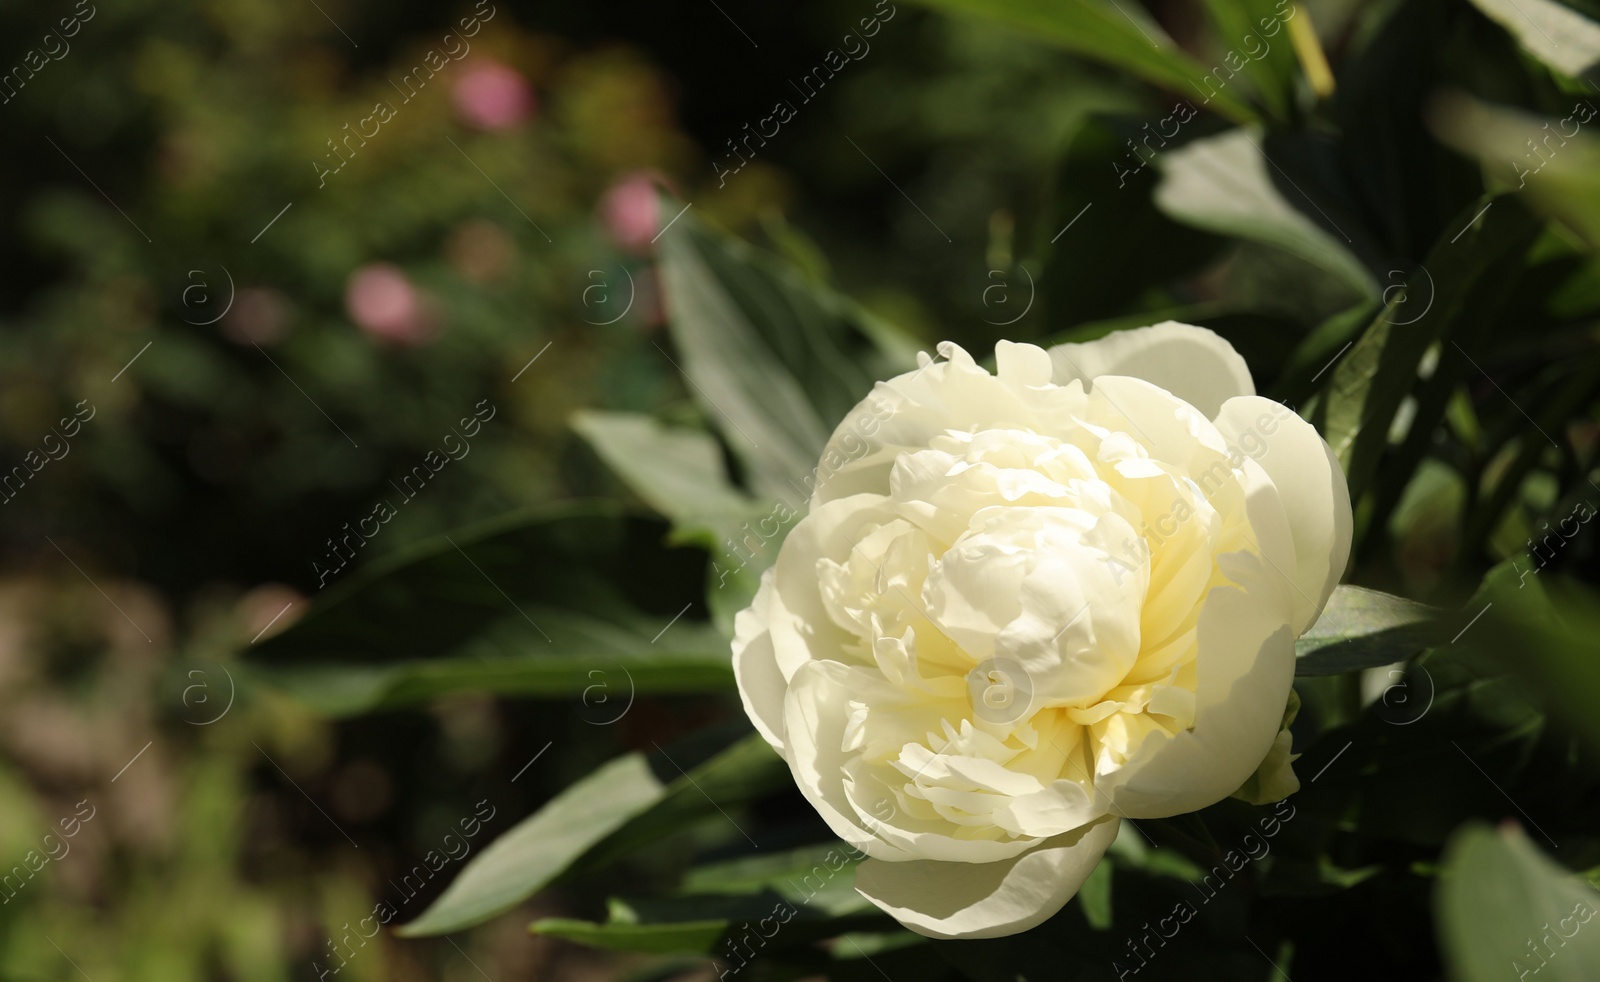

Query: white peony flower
[731,322,1352,939]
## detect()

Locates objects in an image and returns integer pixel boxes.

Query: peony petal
[782,660,917,860]
[1082,374,1232,475]
[1048,322,1254,418]
[1101,550,1296,817]
[731,567,788,755]
[785,659,1041,865]
[853,815,1120,939]
[1213,396,1353,634]
[812,342,1089,506]
[994,339,1055,386]
[768,493,897,681]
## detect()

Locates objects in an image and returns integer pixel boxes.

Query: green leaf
[1076,860,1114,931]
[906,0,1259,124]
[401,731,787,937]
[532,888,893,957]
[1294,585,1444,675]
[1433,94,1600,248]
[530,917,729,954]
[682,844,873,917]
[1469,561,1600,756]
[569,410,787,639]
[1197,0,1298,120]
[1154,128,1378,300]
[658,210,883,500]
[1312,196,1542,502]
[1271,304,1373,404]
[399,754,666,937]
[1466,0,1600,77]
[571,411,758,534]
[246,503,731,715]
[1436,822,1600,982]
[582,729,789,870]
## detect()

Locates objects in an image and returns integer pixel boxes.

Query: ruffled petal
[811,342,1088,506]
[767,493,897,681]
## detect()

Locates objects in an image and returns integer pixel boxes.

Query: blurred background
[0,2,1121,977]
[3,0,1599,979]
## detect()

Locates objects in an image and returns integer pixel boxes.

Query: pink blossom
[346,263,434,346]
[600,171,663,251]
[452,60,536,131]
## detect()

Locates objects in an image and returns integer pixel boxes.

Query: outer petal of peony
[853,815,1120,939]
[780,659,922,862]
[1100,550,1297,817]
[731,567,787,754]
[1214,396,1353,634]
[1047,321,1255,418]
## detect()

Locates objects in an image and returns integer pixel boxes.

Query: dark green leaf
[906,0,1259,124]
[399,753,668,938]
[1312,196,1542,502]
[659,210,885,499]
[1469,560,1600,755]
[1197,0,1299,120]
[246,503,730,715]
[533,890,894,957]
[571,411,758,534]
[402,731,787,937]
[1154,128,1377,299]
[1295,585,1444,675]
[569,410,786,639]
[1038,117,1224,327]
[530,917,729,954]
